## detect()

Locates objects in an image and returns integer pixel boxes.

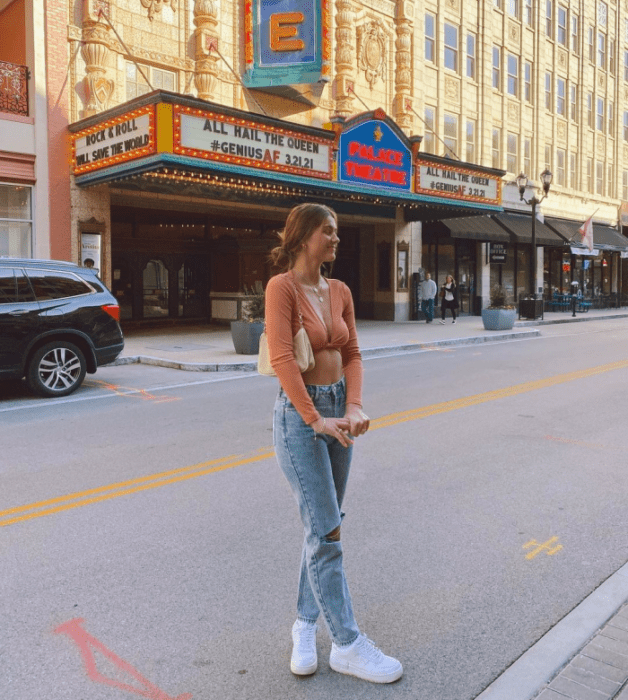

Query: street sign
[490,242,507,264]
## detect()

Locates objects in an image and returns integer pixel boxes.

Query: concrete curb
[515,312,628,327]
[475,564,628,700]
[108,329,542,372]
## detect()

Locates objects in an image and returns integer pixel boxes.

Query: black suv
[0,258,124,397]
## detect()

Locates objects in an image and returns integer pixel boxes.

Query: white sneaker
[291,620,318,675]
[439,319,445,324]
[330,634,403,683]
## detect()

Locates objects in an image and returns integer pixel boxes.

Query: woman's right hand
[311,416,353,447]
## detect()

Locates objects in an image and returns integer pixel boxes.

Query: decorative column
[81,0,114,116]
[334,0,355,117]
[394,1,413,132]
[193,0,220,101]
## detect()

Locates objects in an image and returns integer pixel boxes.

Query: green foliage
[242,292,265,322]
[488,284,512,309]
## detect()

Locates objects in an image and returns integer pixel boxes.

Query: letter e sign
[270,12,305,52]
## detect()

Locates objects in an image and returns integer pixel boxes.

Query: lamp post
[516,169,552,301]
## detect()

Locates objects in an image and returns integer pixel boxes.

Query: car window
[16,270,36,302]
[26,270,93,301]
[0,268,17,303]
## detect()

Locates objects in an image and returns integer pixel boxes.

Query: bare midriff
[302,348,343,386]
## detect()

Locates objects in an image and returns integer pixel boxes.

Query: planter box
[230,321,264,354]
[481,308,516,331]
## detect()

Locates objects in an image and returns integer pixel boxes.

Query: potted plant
[230,291,265,354]
[481,284,517,330]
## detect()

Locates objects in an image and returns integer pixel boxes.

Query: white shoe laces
[355,636,385,663]
[295,623,316,652]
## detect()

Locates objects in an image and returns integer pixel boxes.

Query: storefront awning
[444,215,511,243]
[492,212,565,246]
[545,217,628,251]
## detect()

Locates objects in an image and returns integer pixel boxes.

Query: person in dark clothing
[439,275,459,324]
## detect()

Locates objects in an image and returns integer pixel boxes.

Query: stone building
[3,0,627,324]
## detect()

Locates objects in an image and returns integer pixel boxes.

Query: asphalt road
[2,319,628,700]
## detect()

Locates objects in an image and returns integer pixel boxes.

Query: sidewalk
[112,307,628,372]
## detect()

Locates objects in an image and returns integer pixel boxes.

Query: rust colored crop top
[265,271,363,425]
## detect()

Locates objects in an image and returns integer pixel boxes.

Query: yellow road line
[3,359,628,528]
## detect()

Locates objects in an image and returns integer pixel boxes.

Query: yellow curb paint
[523,537,563,560]
[3,359,628,528]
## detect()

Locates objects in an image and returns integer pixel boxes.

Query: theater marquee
[415,158,501,205]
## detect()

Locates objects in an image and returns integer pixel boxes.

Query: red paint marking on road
[54,618,192,700]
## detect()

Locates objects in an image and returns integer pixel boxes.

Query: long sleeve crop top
[265,271,363,425]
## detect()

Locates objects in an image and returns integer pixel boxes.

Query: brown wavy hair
[270,203,338,272]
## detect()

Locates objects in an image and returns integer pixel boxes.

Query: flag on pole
[579,214,594,252]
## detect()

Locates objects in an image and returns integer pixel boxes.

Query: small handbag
[440,286,446,298]
[258,279,315,376]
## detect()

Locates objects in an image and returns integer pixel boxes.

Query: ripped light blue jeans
[273,377,360,647]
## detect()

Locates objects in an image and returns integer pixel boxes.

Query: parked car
[0,258,124,397]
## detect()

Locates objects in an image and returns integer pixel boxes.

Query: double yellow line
[3,359,628,528]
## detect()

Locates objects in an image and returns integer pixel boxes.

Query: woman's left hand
[345,404,370,437]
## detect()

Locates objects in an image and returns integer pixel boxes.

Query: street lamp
[516,169,552,300]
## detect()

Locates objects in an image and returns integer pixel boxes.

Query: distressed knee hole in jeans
[324,525,341,543]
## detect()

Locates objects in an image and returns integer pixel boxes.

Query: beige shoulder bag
[258,278,315,376]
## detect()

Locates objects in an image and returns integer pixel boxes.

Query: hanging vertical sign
[243,0,331,88]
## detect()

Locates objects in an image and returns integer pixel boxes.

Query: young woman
[265,203,403,684]
[440,274,459,324]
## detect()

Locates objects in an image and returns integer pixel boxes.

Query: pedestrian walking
[440,274,459,324]
[265,203,403,684]
[420,272,437,323]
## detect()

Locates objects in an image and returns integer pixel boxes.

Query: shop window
[0,184,32,257]
[143,259,169,318]
[397,242,409,291]
[516,247,529,300]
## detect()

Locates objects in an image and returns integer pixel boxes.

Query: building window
[557,78,565,115]
[570,85,577,121]
[624,51,628,81]
[623,111,628,141]
[507,54,518,95]
[545,72,552,110]
[588,93,593,128]
[623,171,628,200]
[492,128,501,169]
[126,62,175,100]
[425,14,435,62]
[610,40,615,75]
[609,102,614,135]
[556,148,565,185]
[424,107,436,153]
[524,138,531,176]
[466,120,476,162]
[588,27,594,62]
[570,153,577,188]
[524,0,532,25]
[571,16,578,52]
[625,18,628,44]
[493,47,501,89]
[596,161,604,195]
[598,1,607,28]
[608,165,613,197]
[587,159,593,192]
[545,145,551,171]
[0,184,32,257]
[546,1,553,37]
[507,0,518,17]
[598,32,606,69]
[524,62,532,101]
[507,133,518,173]
[597,98,605,131]
[494,0,501,8]
[467,34,476,79]
[444,113,458,157]
[557,7,567,45]
[444,23,459,71]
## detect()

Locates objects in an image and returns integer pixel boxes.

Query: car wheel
[26,341,87,397]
